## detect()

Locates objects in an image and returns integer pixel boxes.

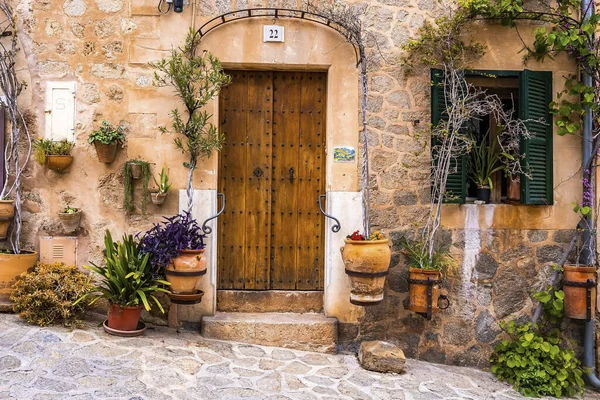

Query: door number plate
[264,25,284,42]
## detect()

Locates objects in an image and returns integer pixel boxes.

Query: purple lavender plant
[139,212,205,274]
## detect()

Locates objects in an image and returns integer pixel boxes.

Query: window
[431,69,553,205]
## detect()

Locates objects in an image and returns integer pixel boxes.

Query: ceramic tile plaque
[333,146,355,162]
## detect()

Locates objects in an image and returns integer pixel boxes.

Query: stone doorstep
[201,312,338,354]
[0,301,12,313]
[217,290,324,313]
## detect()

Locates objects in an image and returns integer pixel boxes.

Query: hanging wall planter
[57,207,82,233]
[46,155,74,172]
[0,200,14,240]
[151,166,172,206]
[408,268,443,318]
[94,142,118,164]
[340,231,391,306]
[563,265,597,320]
[129,163,143,179]
[33,139,75,173]
[165,249,207,294]
[123,159,151,214]
[89,121,125,164]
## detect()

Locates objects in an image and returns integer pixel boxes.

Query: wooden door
[218,71,326,291]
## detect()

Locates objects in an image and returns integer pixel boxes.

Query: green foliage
[154,166,172,194]
[32,139,74,165]
[151,29,231,171]
[10,262,93,327]
[490,288,584,397]
[123,160,151,214]
[88,120,125,145]
[75,230,169,311]
[61,206,79,214]
[398,237,454,272]
[467,134,506,189]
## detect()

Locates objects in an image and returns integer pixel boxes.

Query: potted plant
[33,139,75,172]
[151,166,171,205]
[0,196,14,240]
[89,121,125,164]
[467,135,505,203]
[75,230,169,334]
[139,212,206,294]
[0,3,38,308]
[562,264,597,320]
[123,159,151,214]
[57,206,82,232]
[400,238,453,316]
[340,230,391,306]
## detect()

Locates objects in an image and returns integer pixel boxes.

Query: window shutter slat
[519,70,553,205]
[431,69,466,204]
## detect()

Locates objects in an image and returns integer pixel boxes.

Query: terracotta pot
[46,155,73,172]
[563,265,597,320]
[94,142,118,164]
[0,251,38,305]
[57,210,82,232]
[151,193,167,205]
[107,304,142,331]
[0,200,14,240]
[507,176,520,202]
[129,163,142,179]
[408,268,441,314]
[164,249,207,294]
[340,239,391,305]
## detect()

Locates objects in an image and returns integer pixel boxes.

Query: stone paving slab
[0,313,598,399]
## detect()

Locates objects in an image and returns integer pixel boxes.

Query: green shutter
[519,70,553,205]
[431,69,466,204]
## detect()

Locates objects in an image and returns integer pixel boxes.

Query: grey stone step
[201,312,337,353]
[217,290,324,313]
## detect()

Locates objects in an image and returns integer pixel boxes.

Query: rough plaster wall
[14,0,587,366]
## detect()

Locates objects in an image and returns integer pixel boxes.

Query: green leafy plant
[32,139,74,166]
[88,120,125,145]
[151,29,231,214]
[490,288,584,397]
[123,159,151,214]
[75,230,169,312]
[10,262,92,327]
[467,134,505,189]
[61,206,79,214]
[398,237,454,272]
[154,166,172,194]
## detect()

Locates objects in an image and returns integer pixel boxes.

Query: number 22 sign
[263,25,284,42]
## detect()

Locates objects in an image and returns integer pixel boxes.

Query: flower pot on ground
[0,250,38,305]
[468,134,504,204]
[33,139,74,172]
[151,166,172,206]
[340,231,391,306]
[140,212,206,294]
[57,206,82,232]
[75,230,169,333]
[89,120,125,164]
[563,265,597,320]
[0,200,15,240]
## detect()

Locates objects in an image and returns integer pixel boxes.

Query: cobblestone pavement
[1,314,598,400]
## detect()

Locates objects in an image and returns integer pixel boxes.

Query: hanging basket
[563,265,597,320]
[164,249,207,294]
[341,239,391,306]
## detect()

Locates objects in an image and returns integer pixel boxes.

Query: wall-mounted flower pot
[507,176,520,203]
[151,193,167,205]
[94,142,118,164]
[341,239,391,306]
[58,210,82,233]
[130,163,142,179]
[107,303,142,331]
[476,187,491,203]
[0,251,38,305]
[563,265,597,320]
[407,268,441,315]
[46,155,73,172]
[0,200,15,240]
[164,249,207,294]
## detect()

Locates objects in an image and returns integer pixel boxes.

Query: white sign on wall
[264,25,284,42]
[45,81,76,142]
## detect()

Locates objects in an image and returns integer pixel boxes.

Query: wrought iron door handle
[201,192,225,235]
[318,194,341,233]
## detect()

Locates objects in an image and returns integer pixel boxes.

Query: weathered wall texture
[13,0,586,366]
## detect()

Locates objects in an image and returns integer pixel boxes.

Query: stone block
[358,340,405,374]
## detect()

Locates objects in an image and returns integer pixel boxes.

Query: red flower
[348,230,365,241]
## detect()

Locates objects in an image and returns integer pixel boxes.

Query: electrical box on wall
[40,236,78,266]
[45,81,76,142]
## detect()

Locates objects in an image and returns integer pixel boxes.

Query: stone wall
[12,0,587,367]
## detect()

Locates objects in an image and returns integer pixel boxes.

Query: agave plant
[75,230,170,312]
[467,134,506,189]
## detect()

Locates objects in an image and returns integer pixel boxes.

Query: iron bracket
[318,194,341,233]
[564,278,597,321]
[201,192,225,235]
